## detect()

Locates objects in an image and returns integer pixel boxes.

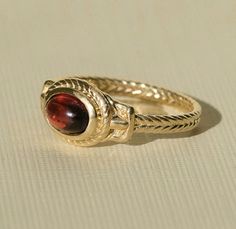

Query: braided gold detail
[79,76,201,134]
[41,76,202,146]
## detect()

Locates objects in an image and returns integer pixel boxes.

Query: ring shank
[80,76,202,134]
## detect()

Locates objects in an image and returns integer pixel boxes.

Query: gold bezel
[41,78,112,146]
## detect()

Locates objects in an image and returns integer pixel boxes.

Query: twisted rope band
[80,76,201,134]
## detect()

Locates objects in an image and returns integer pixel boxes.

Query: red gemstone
[46,93,89,135]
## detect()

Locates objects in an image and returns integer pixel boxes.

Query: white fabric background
[0,0,236,228]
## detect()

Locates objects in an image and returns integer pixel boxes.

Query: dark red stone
[46,93,89,135]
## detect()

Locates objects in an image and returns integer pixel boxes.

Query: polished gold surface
[2,0,236,228]
[41,76,202,146]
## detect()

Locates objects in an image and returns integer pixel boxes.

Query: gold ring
[40,76,202,146]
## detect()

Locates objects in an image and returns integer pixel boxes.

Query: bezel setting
[41,78,112,146]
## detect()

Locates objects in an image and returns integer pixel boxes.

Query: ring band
[41,76,201,146]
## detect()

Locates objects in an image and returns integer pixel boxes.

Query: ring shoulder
[105,95,135,142]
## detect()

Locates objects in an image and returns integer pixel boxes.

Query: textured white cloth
[0,0,236,228]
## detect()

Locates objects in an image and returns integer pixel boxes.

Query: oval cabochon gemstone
[46,93,89,135]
